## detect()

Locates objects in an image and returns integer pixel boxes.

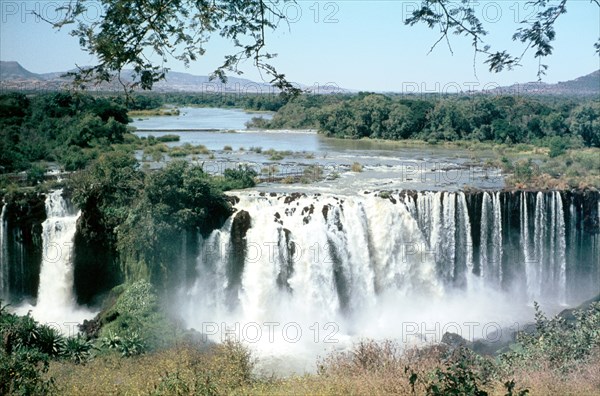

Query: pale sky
[1,1,599,92]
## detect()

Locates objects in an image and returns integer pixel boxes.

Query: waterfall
[178,190,599,371]
[492,192,503,285]
[532,192,545,299]
[553,192,567,305]
[521,192,534,300]
[523,192,568,304]
[182,190,594,317]
[36,190,80,311]
[15,190,94,330]
[0,201,7,299]
[183,192,444,331]
[457,192,473,284]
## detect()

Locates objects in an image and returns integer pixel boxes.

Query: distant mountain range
[0,61,282,93]
[0,61,598,95]
[488,70,599,96]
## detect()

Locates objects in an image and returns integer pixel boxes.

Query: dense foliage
[0,92,129,173]
[70,153,255,287]
[0,301,95,394]
[250,93,600,149]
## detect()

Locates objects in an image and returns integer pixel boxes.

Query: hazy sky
[1,1,599,92]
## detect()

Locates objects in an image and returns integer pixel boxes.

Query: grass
[47,341,255,395]
[168,144,211,158]
[503,148,600,190]
[128,108,181,117]
[38,297,600,395]
[45,339,600,395]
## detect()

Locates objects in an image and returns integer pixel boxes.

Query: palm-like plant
[62,336,95,364]
[36,325,65,357]
[119,332,145,357]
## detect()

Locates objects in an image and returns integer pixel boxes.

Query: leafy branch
[405,0,599,80]
[34,0,301,96]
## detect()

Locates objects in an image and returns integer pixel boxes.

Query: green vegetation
[154,134,180,143]
[128,108,180,117]
[243,92,599,188]
[250,93,600,151]
[73,156,242,285]
[2,297,598,395]
[0,300,94,394]
[0,92,129,174]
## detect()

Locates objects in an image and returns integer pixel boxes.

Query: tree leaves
[45,0,297,96]
[404,0,597,79]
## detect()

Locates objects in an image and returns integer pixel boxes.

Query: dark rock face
[284,192,306,205]
[227,210,251,306]
[73,205,122,305]
[1,192,46,302]
[276,228,295,292]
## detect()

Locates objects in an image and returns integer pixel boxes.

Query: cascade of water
[457,192,473,284]
[184,193,446,332]
[36,190,81,311]
[521,192,534,300]
[177,190,599,373]
[414,192,456,284]
[186,223,232,322]
[368,194,441,296]
[479,192,491,281]
[0,201,8,299]
[492,192,503,285]
[532,192,545,299]
[554,192,567,304]
[325,201,376,314]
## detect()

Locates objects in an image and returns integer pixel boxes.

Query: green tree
[570,104,600,147]
[46,0,300,94]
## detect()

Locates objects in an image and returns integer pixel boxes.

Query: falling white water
[521,192,534,301]
[553,192,567,305]
[36,190,80,310]
[475,192,503,287]
[492,192,503,285]
[457,192,473,283]
[525,192,568,304]
[533,192,545,299]
[0,201,8,299]
[178,189,600,373]
[16,190,94,333]
[180,191,543,374]
[479,192,491,282]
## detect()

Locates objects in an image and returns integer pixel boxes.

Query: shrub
[218,165,258,190]
[26,164,46,185]
[500,302,600,372]
[0,347,55,395]
[62,336,95,364]
[425,348,491,396]
[98,281,173,353]
[548,136,567,158]
[155,134,180,142]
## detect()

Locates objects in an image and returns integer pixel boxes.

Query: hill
[490,70,599,96]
